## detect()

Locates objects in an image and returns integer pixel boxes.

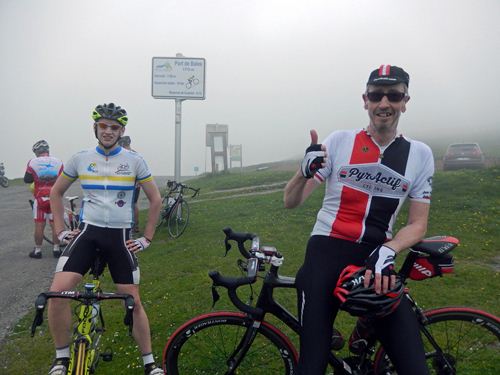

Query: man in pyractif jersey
[24,140,64,258]
[47,103,164,375]
[284,65,434,375]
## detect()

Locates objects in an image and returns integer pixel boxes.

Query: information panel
[152,57,206,99]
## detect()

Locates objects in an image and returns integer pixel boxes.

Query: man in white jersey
[24,140,64,258]
[47,103,164,375]
[284,65,434,374]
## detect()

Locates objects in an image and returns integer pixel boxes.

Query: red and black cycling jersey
[312,129,434,245]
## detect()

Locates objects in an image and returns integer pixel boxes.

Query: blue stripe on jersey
[81,184,136,190]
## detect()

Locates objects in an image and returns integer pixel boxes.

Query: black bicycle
[157,180,200,238]
[162,228,500,374]
[31,258,135,374]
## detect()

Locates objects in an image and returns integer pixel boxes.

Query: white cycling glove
[128,237,151,252]
[366,245,396,277]
[301,144,325,179]
[57,230,77,243]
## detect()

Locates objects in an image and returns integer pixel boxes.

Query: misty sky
[1,0,499,178]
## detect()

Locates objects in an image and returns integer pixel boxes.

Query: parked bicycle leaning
[157,180,200,238]
[24,140,64,258]
[284,65,435,374]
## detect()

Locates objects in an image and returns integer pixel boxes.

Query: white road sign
[152,57,206,99]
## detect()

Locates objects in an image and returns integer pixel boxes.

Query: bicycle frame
[158,180,200,238]
[212,257,365,373]
[65,196,81,231]
[67,281,104,375]
[31,264,134,375]
[207,229,462,374]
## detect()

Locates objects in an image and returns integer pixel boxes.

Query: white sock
[142,352,154,366]
[34,247,42,254]
[56,346,70,358]
[53,245,60,251]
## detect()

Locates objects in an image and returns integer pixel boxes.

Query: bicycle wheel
[163,312,298,374]
[167,199,189,238]
[0,176,9,188]
[42,222,54,245]
[374,307,500,374]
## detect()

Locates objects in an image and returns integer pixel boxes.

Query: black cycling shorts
[55,223,140,285]
[295,235,429,375]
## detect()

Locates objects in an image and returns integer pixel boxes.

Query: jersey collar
[95,146,122,157]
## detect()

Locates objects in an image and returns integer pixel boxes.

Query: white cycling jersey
[62,146,153,228]
[26,156,63,198]
[312,129,434,245]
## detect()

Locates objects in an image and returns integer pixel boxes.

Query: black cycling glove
[366,245,396,276]
[301,144,325,179]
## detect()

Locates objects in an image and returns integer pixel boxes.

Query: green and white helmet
[92,103,128,126]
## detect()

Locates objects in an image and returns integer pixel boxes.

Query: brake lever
[224,239,232,257]
[31,293,47,337]
[211,284,220,308]
[223,228,232,256]
[123,295,135,336]
[31,310,43,337]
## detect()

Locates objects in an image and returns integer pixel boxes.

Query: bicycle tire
[162,311,298,374]
[167,199,189,238]
[0,176,9,188]
[42,223,54,245]
[373,307,500,374]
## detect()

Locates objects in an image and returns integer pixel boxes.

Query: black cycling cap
[367,65,409,87]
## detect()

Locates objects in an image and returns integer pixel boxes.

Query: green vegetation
[1,167,499,374]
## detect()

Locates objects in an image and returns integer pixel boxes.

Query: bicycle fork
[411,295,456,373]
[224,322,262,374]
[68,336,91,375]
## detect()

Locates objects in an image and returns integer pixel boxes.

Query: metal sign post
[174,99,183,182]
[152,54,206,181]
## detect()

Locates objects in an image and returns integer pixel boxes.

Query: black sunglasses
[366,91,407,103]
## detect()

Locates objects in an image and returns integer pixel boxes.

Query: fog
[1,0,499,178]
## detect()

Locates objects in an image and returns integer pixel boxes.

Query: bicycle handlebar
[167,180,200,198]
[209,228,286,317]
[31,291,135,337]
[222,227,259,259]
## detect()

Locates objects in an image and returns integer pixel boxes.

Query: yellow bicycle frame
[67,281,101,375]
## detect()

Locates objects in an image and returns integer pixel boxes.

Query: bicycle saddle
[410,236,459,257]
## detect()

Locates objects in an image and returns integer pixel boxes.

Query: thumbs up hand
[301,129,326,179]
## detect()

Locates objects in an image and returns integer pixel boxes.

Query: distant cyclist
[24,140,63,258]
[118,135,141,234]
[47,103,164,375]
[284,65,434,375]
